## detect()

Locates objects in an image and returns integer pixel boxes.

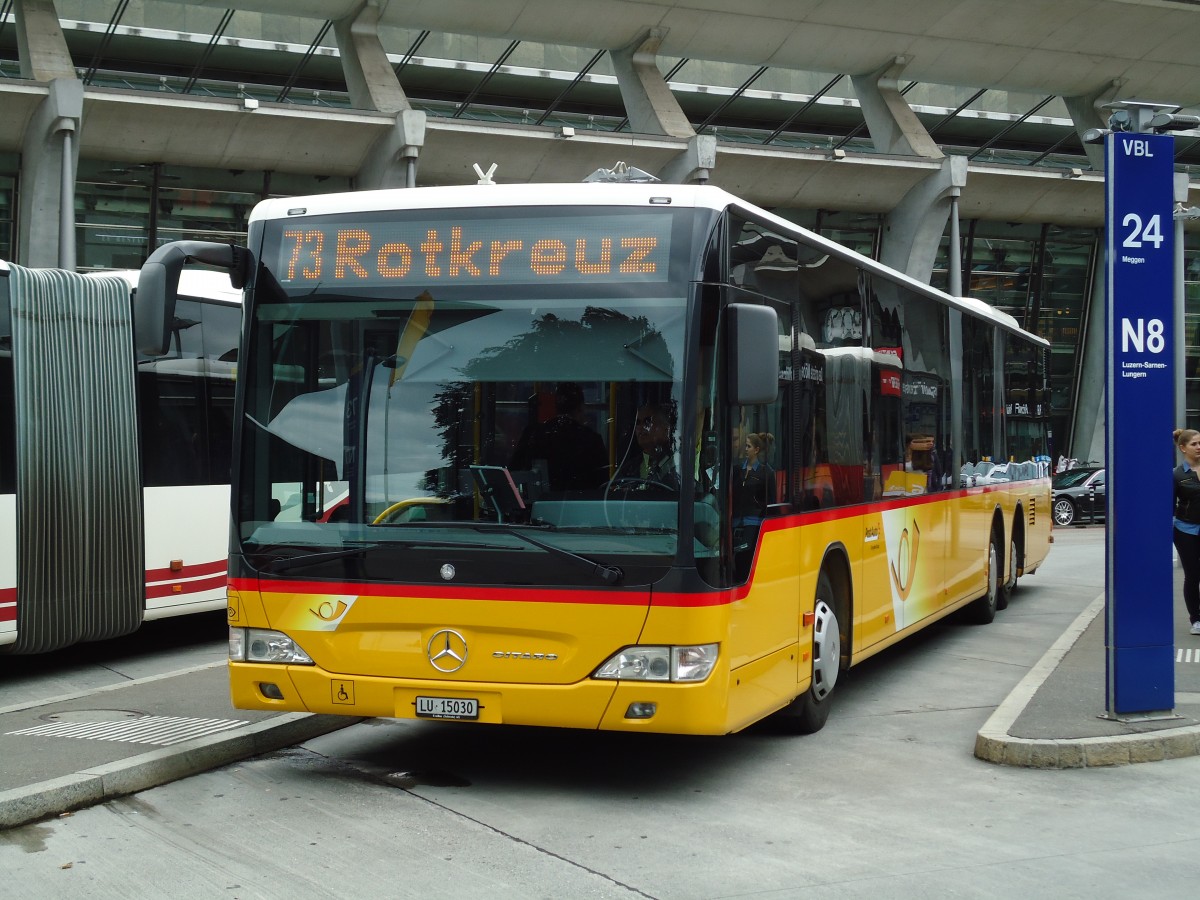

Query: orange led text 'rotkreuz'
[282,226,661,281]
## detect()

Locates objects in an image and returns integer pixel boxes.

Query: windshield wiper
[259,543,381,574]
[472,524,623,586]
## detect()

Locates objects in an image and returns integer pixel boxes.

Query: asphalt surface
[2,532,1199,830]
[0,661,358,829]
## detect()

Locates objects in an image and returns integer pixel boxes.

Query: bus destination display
[277,212,675,288]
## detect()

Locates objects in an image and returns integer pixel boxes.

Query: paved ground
[2,525,1198,830]
[0,662,356,828]
[974,577,1200,767]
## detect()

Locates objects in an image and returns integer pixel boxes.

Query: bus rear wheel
[965,532,1001,625]
[780,571,841,734]
[998,533,1018,610]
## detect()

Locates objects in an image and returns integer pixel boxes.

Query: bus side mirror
[135,240,251,355]
[727,303,779,406]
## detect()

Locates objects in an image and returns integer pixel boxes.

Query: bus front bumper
[230,662,737,735]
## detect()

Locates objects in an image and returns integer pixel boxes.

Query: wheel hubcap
[988,543,999,607]
[811,599,840,701]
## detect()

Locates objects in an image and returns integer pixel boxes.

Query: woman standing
[733,433,776,528]
[732,432,776,579]
[1173,428,1200,635]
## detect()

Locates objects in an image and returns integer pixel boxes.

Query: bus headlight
[229,627,314,665]
[594,644,718,682]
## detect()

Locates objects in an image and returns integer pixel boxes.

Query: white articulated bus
[0,264,240,653]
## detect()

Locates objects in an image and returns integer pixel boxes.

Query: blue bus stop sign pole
[1105,130,1176,717]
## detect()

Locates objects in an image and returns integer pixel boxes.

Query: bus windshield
[237,207,702,586]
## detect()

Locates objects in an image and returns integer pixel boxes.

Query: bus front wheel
[780,571,841,734]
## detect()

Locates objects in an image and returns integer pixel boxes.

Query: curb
[0,712,360,829]
[974,593,1200,767]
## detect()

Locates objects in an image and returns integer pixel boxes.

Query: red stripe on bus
[228,482,1046,609]
[145,574,228,600]
[146,559,227,582]
[230,577,656,606]
[230,577,746,609]
[0,576,226,619]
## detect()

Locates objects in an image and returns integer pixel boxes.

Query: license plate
[415,696,479,720]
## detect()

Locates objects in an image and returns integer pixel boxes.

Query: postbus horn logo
[889,518,921,602]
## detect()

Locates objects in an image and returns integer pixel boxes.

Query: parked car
[1051,467,1105,526]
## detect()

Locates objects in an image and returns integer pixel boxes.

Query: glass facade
[74,160,351,272]
[2,5,1194,460]
[1185,249,1200,424]
[37,156,1176,460]
[0,153,15,263]
[927,221,1098,457]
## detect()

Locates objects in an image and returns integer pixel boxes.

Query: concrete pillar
[355,109,428,190]
[19,78,82,268]
[332,2,426,188]
[13,0,75,82]
[333,1,411,115]
[850,56,942,159]
[1176,172,1190,430]
[609,30,717,184]
[879,156,967,284]
[1071,250,1107,463]
[1064,80,1123,173]
[657,135,717,184]
[609,29,695,139]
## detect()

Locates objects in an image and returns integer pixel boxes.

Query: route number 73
[1122,213,1164,249]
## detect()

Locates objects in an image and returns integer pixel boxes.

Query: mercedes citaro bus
[134,181,1051,734]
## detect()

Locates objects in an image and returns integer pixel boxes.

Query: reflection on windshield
[240,290,693,577]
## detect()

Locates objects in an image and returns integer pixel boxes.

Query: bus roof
[88,267,243,306]
[249,182,1044,346]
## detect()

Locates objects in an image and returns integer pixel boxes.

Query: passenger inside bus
[733,431,777,578]
[883,432,942,495]
[613,401,680,491]
[508,382,608,492]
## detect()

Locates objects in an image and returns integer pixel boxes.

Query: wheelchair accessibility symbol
[332,680,355,705]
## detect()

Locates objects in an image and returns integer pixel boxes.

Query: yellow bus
[138,181,1052,735]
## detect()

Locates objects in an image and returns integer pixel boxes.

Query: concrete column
[609,29,695,139]
[19,78,83,268]
[13,0,75,82]
[1064,80,1123,172]
[850,56,942,159]
[355,109,428,190]
[332,3,426,189]
[1071,250,1107,463]
[947,194,963,297]
[1176,172,1190,430]
[609,30,717,183]
[657,134,717,184]
[332,1,411,115]
[879,156,967,284]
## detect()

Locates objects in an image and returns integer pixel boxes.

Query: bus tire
[965,531,1001,625]
[998,532,1019,610]
[780,571,841,734]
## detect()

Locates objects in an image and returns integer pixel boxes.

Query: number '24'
[1122,213,1164,249]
